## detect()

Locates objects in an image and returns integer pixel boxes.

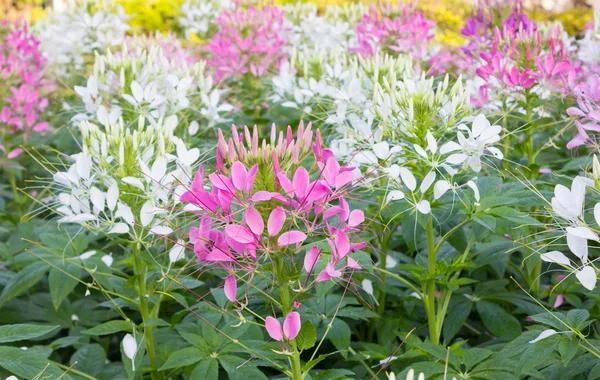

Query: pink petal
[304,246,320,273]
[334,230,351,260]
[245,207,264,236]
[265,316,283,341]
[325,262,342,278]
[316,269,331,282]
[293,167,310,199]
[347,257,361,269]
[277,231,307,247]
[553,294,564,309]
[335,171,354,188]
[246,164,258,192]
[7,148,23,159]
[224,274,237,303]
[268,207,286,237]
[225,225,254,244]
[283,312,301,340]
[348,210,365,227]
[231,161,247,191]
[277,173,294,195]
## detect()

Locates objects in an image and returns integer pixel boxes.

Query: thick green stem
[425,215,438,344]
[273,255,302,380]
[133,243,160,380]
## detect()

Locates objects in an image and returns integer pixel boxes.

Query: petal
[304,246,320,273]
[224,274,237,303]
[231,161,248,191]
[467,180,480,202]
[434,180,451,199]
[529,329,558,344]
[265,316,283,341]
[277,231,307,247]
[420,171,436,194]
[348,210,365,227]
[283,312,301,340]
[268,207,286,237]
[225,225,254,244]
[122,334,137,360]
[293,167,310,199]
[416,200,431,214]
[566,226,599,242]
[399,167,416,191]
[576,266,597,290]
[244,207,264,236]
[567,233,588,263]
[540,251,572,267]
[594,203,600,226]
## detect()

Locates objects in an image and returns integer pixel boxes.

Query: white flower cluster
[542,176,600,291]
[283,3,357,53]
[578,10,600,67]
[52,115,198,240]
[178,0,235,39]
[73,43,232,133]
[34,1,130,76]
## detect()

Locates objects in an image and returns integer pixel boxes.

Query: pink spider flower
[566,74,600,149]
[0,22,52,160]
[207,6,288,81]
[353,4,435,60]
[181,125,367,308]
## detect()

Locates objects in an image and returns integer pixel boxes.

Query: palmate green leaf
[443,295,473,342]
[557,336,579,367]
[486,206,543,226]
[0,324,59,343]
[473,215,497,232]
[303,353,334,373]
[566,309,591,329]
[476,301,521,340]
[462,348,493,371]
[49,262,81,310]
[191,358,219,380]
[218,355,268,380]
[0,261,50,307]
[296,320,317,351]
[328,319,351,353]
[82,320,133,336]
[311,368,355,380]
[70,344,106,377]
[0,346,73,380]
[159,347,203,371]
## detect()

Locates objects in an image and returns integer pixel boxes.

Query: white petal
[434,180,451,200]
[440,141,461,154]
[188,121,200,136]
[471,114,490,138]
[79,250,97,260]
[101,255,113,267]
[115,203,135,225]
[446,153,468,165]
[90,187,105,212]
[399,168,416,191]
[566,226,599,242]
[529,329,558,344]
[576,266,597,290]
[386,190,405,203]
[109,223,129,234]
[487,146,504,159]
[150,225,173,235]
[540,251,572,267]
[567,233,588,263]
[466,180,480,202]
[140,201,155,227]
[362,279,374,297]
[386,256,397,268]
[131,81,144,103]
[416,200,431,214]
[150,156,167,181]
[107,184,119,211]
[122,177,145,190]
[426,131,437,154]
[122,334,137,360]
[420,171,436,194]
[169,240,185,263]
[594,203,600,226]
[373,141,390,160]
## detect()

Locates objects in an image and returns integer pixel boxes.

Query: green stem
[426,214,439,345]
[133,243,160,380]
[55,361,99,380]
[377,229,393,315]
[273,255,302,380]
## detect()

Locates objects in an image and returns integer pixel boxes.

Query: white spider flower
[179,0,235,39]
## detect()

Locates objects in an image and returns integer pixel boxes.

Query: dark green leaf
[296,321,317,351]
[82,320,133,336]
[159,347,203,370]
[0,261,50,307]
[191,358,219,380]
[476,301,521,340]
[0,346,73,380]
[0,324,59,343]
[70,344,106,377]
[49,264,81,310]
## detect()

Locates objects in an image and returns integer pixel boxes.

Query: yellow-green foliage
[529,7,593,36]
[415,0,470,47]
[115,0,186,34]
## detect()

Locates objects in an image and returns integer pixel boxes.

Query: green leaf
[218,355,268,380]
[589,363,600,380]
[557,336,579,367]
[473,215,497,232]
[312,368,355,380]
[0,324,59,343]
[159,347,203,371]
[0,261,50,307]
[296,321,317,351]
[328,319,351,353]
[476,301,521,340]
[303,353,334,373]
[191,358,219,380]
[0,346,73,380]
[82,320,133,336]
[566,309,590,329]
[443,295,473,342]
[70,344,106,377]
[462,348,493,370]
[49,263,81,310]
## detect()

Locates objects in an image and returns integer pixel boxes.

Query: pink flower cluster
[472,23,572,107]
[0,23,51,159]
[207,6,287,81]
[180,126,367,301]
[567,74,600,149]
[353,5,435,60]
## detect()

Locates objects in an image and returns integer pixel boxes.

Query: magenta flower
[566,74,600,149]
[265,312,301,341]
[207,6,288,81]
